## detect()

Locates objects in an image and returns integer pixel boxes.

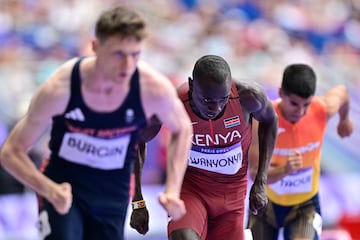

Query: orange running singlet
[266,97,327,206]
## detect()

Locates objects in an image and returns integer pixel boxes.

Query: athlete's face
[190,77,231,120]
[279,89,313,123]
[93,36,143,84]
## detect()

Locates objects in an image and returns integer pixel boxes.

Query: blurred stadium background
[0,0,359,239]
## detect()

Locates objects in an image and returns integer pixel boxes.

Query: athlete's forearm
[0,144,56,199]
[337,86,350,122]
[266,165,289,184]
[255,117,278,185]
[132,142,146,201]
[164,127,192,197]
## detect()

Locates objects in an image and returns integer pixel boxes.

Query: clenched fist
[48,182,73,215]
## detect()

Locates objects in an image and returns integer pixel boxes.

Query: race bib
[188,142,243,174]
[59,132,130,170]
[269,167,313,195]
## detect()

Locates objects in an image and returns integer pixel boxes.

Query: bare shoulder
[235,81,269,113]
[137,61,176,101]
[137,61,180,118]
[29,58,78,117]
[318,84,349,118]
[235,80,276,122]
[137,61,174,91]
[43,58,77,91]
[314,95,327,108]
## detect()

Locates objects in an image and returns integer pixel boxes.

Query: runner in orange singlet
[247,63,354,240]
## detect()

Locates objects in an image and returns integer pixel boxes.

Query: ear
[278,88,283,98]
[188,77,193,92]
[91,39,98,53]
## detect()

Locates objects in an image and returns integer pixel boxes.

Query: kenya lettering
[192,130,241,146]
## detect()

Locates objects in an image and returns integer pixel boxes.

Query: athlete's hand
[130,207,149,235]
[158,193,186,221]
[48,182,72,215]
[337,118,354,138]
[249,180,268,215]
[285,151,303,174]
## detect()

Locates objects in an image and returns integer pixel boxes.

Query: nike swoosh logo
[191,122,198,125]
[277,128,285,135]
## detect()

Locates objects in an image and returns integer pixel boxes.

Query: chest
[276,115,326,148]
[191,105,251,147]
[81,87,129,113]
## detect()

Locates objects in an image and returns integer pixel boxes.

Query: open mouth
[206,112,217,119]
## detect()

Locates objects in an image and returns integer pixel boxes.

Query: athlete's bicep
[7,75,69,151]
[139,63,191,134]
[6,114,48,152]
[320,85,349,119]
[247,86,276,123]
[156,96,190,133]
[237,82,274,122]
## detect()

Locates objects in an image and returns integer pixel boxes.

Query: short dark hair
[281,63,316,98]
[192,55,231,84]
[95,6,147,43]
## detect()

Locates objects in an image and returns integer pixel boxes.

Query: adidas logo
[64,108,85,121]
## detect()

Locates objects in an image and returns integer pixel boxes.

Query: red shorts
[168,171,248,240]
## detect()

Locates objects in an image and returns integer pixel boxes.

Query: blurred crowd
[1,0,360,119]
[0,0,359,188]
[0,0,360,237]
[1,0,359,180]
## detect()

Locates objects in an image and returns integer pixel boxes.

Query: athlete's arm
[139,62,193,221]
[240,83,278,184]
[130,116,161,235]
[239,82,278,214]
[248,120,260,181]
[157,100,192,221]
[320,84,354,137]
[130,141,149,235]
[0,59,76,215]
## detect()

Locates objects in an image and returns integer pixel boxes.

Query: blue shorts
[38,198,127,240]
[247,194,321,240]
[39,159,131,240]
